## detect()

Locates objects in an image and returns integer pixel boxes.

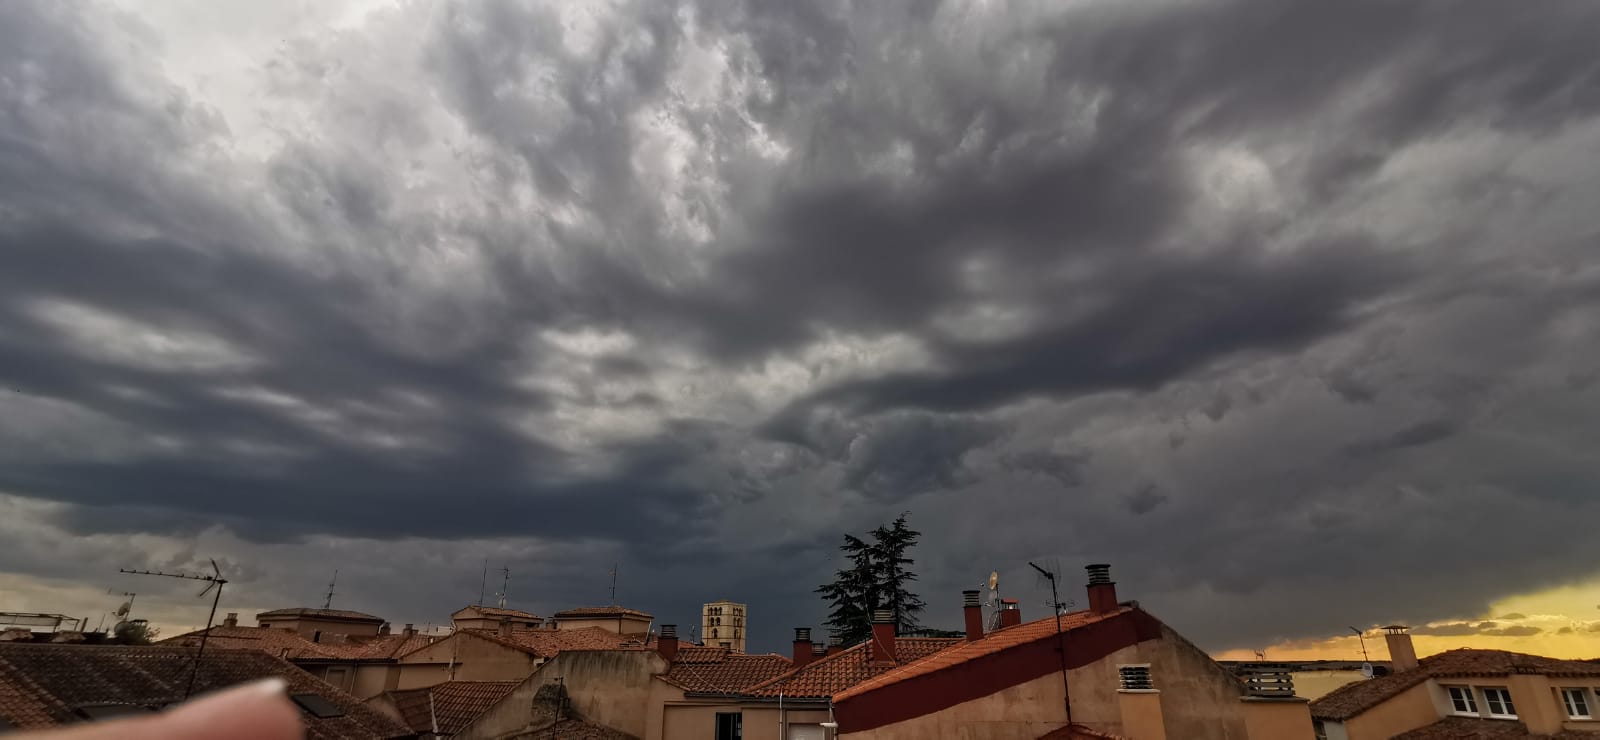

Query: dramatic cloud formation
[3,0,1600,652]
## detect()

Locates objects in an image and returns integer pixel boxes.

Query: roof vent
[871,609,894,624]
[1241,668,1296,698]
[660,624,677,639]
[1086,564,1113,585]
[794,627,811,642]
[1118,664,1154,692]
[962,590,981,607]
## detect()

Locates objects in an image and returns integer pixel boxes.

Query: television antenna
[495,566,510,609]
[1028,561,1073,724]
[609,563,619,604]
[323,569,338,610]
[1349,626,1371,662]
[120,559,228,699]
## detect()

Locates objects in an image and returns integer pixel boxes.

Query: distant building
[701,600,746,653]
[392,625,648,689]
[1218,660,1392,701]
[365,680,520,737]
[0,642,412,738]
[1310,626,1600,739]
[450,605,542,632]
[550,606,653,635]
[257,607,387,641]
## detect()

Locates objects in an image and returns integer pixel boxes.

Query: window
[1446,685,1478,715]
[1313,720,1327,740]
[289,694,346,719]
[1564,688,1592,719]
[715,712,742,740]
[1481,687,1516,718]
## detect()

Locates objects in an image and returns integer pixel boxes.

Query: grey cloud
[4,0,1600,654]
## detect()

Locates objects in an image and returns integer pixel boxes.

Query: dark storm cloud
[3,0,1600,653]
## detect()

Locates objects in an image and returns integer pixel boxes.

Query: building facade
[702,600,747,652]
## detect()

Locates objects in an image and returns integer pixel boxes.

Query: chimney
[1118,664,1168,740]
[379,622,391,636]
[498,619,513,638]
[1086,563,1119,615]
[870,610,897,663]
[812,642,827,661]
[223,613,238,628]
[792,627,814,667]
[658,624,679,662]
[826,633,844,656]
[962,590,985,641]
[1383,625,1418,671]
[402,623,416,638]
[998,599,1022,629]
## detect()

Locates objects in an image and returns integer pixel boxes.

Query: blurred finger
[7,677,304,740]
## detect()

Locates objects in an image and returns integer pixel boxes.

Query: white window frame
[1563,688,1592,719]
[1445,685,1478,716]
[1481,687,1517,719]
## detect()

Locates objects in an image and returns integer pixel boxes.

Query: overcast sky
[3,0,1600,654]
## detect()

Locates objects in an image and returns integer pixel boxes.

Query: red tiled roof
[660,648,791,694]
[551,606,653,620]
[256,608,385,623]
[1311,649,1600,721]
[835,607,1128,702]
[745,637,963,699]
[453,605,541,620]
[380,680,520,736]
[1037,725,1130,740]
[518,718,635,739]
[1392,716,1596,739]
[0,644,411,739]
[159,626,432,663]
[466,626,643,659]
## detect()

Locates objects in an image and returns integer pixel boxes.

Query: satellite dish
[1362,662,1375,679]
[987,571,999,590]
[114,602,131,618]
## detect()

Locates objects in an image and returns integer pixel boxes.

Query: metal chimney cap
[660,624,677,637]
[1086,564,1113,585]
[871,609,895,624]
[962,590,982,606]
[794,627,812,641]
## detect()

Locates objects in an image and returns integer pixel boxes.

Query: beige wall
[1290,670,1368,701]
[1239,698,1314,740]
[844,670,1070,740]
[458,650,666,739]
[553,616,652,634]
[394,633,540,689]
[1344,682,1437,740]
[351,664,398,699]
[1118,691,1167,740]
[259,616,381,638]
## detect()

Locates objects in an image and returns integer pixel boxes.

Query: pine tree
[816,514,925,644]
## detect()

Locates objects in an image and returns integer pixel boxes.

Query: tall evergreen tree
[816,513,925,644]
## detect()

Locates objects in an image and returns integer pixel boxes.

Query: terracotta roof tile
[379,680,520,736]
[1311,649,1600,721]
[256,608,385,623]
[0,644,411,739]
[550,606,653,620]
[745,637,963,699]
[518,718,635,739]
[159,626,433,663]
[466,626,642,659]
[1392,716,1596,739]
[835,608,1127,702]
[660,649,792,694]
[453,605,541,620]
[1036,724,1130,739]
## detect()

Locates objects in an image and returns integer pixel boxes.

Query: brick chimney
[1383,625,1418,671]
[1086,563,1119,615]
[658,624,679,662]
[402,623,416,638]
[498,619,514,638]
[223,612,238,628]
[379,622,391,636]
[962,590,985,641]
[826,633,844,656]
[869,610,897,663]
[998,599,1022,629]
[792,628,814,667]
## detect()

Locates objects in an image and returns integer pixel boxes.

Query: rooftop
[255,608,386,624]
[1392,716,1597,739]
[835,606,1130,702]
[744,637,963,699]
[0,643,411,739]
[159,625,432,662]
[379,680,520,736]
[1036,725,1130,739]
[659,648,791,695]
[466,626,646,659]
[453,605,541,620]
[550,606,653,620]
[1311,649,1600,721]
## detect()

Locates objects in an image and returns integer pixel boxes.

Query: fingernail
[235,677,288,698]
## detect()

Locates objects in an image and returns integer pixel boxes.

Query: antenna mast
[496,566,510,609]
[1029,561,1073,725]
[324,569,338,610]
[609,563,618,604]
[119,560,228,699]
[479,559,488,607]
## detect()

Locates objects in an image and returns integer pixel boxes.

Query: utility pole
[120,561,228,699]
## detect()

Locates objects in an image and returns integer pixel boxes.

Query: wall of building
[701,602,747,654]
[842,669,1069,740]
[351,664,398,699]
[458,651,665,739]
[1239,698,1315,740]
[553,616,652,635]
[259,617,381,638]
[1290,670,1369,701]
[747,705,832,740]
[1343,682,1438,740]
[394,633,539,689]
